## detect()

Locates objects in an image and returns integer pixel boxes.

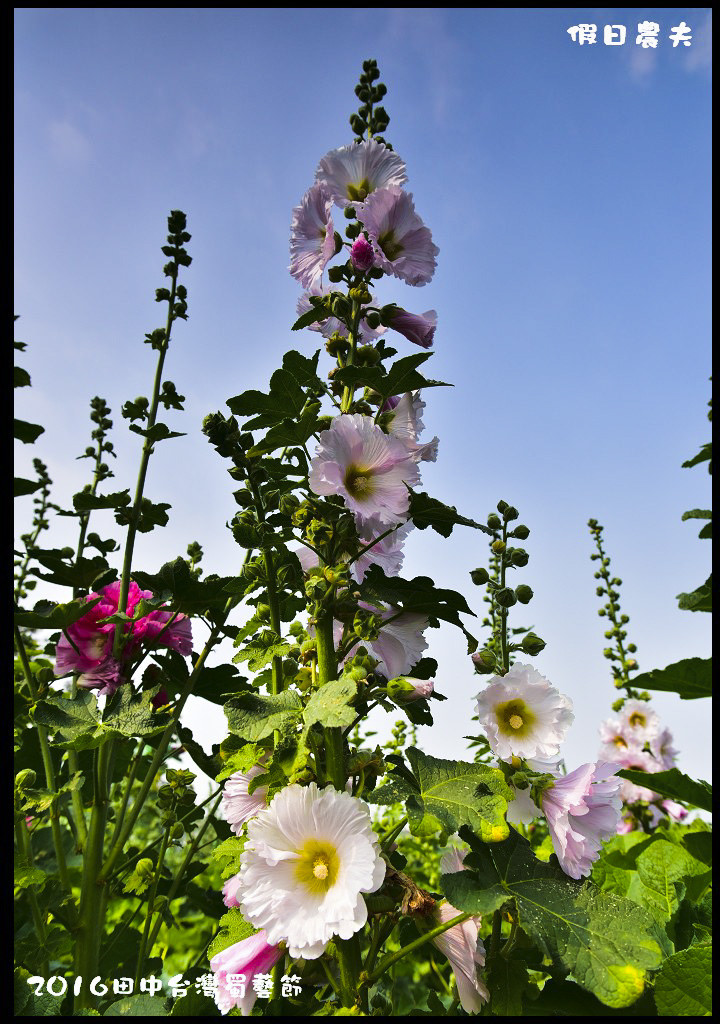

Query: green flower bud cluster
[351,60,391,145]
[588,518,642,704]
[471,501,544,673]
[157,767,196,826]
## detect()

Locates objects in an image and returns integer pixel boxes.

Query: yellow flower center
[295,840,339,895]
[496,698,536,738]
[346,177,372,202]
[377,229,404,262]
[344,465,374,500]
[613,736,628,749]
[628,712,646,728]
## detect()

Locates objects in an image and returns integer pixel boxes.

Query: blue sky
[15,9,712,787]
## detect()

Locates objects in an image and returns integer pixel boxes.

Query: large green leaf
[653,945,712,1016]
[629,657,711,700]
[31,688,169,750]
[206,908,257,960]
[677,576,712,612]
[14,596,103,629]
[617,768,712,811]
[408,491,489,538]
[443,828,668,1009]
[404,747,511,841]
[224,690,302,741]
[634,839,712,924]
[303,675,358,728]
[332,352,449,402]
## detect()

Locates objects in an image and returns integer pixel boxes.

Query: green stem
[340,298,361,413]
[15,817,49,975]
[499,521,509,674]
[134,823,172,987]
[366,911,471,983]
[14,626,72,894]
[381,815,408,850]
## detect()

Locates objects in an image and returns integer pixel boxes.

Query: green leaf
[677,576,712,612]
[128,421,186,441]
[443,828,667,1009]
[15,477,42,497]
[333,352,449,402]
[247,406,318,455]
[73,489,132,512]
[14,418,45,444]
[487,957,529,1015]
[282,348,323,389]
[617,768,712,811]
[681,444,711,470]
[681,508,711,521]
[360,566,475,627]
[653,945,712,1016]
[132,559,237,614]
[29,551,109,589]
[404,746,511,840]
[14,596,103,629]
[206,908,257,960]
[635,839,711,924]
[408,491,489,537]
[224,691,302,741]
[14,864,47,890]
[629,657,711,700]
[227,367,305,423]
[232,633,295,672]
[291,303,331,331]
[303,675,358,728]
[211,836,247,880]
[14,366,31,387]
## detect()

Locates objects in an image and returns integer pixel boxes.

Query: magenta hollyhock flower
[385,391,438,463]
[220,763,269,836]
[296,286,386,344]
[315,138,407,207]
[54,581,192,696]
[289,184,336,289]
[541,761,623,879]
[210,930,284,1016]
[309,414,420,529]
[384,307,437,348]
[431,901,489,1014]
[357,186,439,286]
[350,235,375,272]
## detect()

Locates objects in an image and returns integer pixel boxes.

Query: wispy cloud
[685,11,712,74]
[382,9,462,124]
[48,119,92,164]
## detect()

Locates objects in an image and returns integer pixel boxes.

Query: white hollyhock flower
[619,699,661,744]
[475,663,574,761]
[235,783,385,959]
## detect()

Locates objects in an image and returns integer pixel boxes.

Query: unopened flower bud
[470,567,490,586]
[137,858,155,881]
[510,548,529,567]
[612,698,624,712]
[327,265,345,283]
[515,584,533,604]
[495,587,517,607]
[386,676,434,701]
[502,505,519,522]
[496,500,509,514]
[521,632,546,656]
[355,345,381,366]
[170,822,184,840]
[512,524,530,540]
[487,514,502,530]
[472,649,496,673]
[491,539,505,554]
[15,769,36,790]
[350,235,375,273]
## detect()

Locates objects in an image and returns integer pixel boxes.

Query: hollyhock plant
[315,137,407,206]
[289,183,336,289]
[475,663,574,761]
[296,286,386,344]
[385,391,439,463]
[234,782,385,959]
[54,580,192,695]
[356,186,439,286]
[541,761,624,879]
[210,930,284,1016]
[383,307,437,348]
[220,762,270,836]
[308,413,420,529]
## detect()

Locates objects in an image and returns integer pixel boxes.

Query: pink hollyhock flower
[315,138,407,207]
[650,727,679,770]
[296,286,386,344]
[384,307,437,348]
[598,717,642,760]
[220,763,269,836]
[350,235,375,272]
[541,761,623,879]
[295,522,411,584]
[365,608,429,679]
[385,391,438,463]
[222,873,242,908]
[289,184,336,289]
[309,414,420,530]
[431,901,489,1014]
[619,699,661,745]
[661,799,689,822]
[616,813,637,835]
[54,581,192,696]
[357,186,439,286]
[210,930,284,1016]
[475,664,574,761]
[614,748,659,803]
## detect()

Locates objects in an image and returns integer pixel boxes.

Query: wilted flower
[220,762,269,836]
[315,138,407,207]
[309,413,420,530]
[54,581,192,696]
[210,930,284,1016]
[384,307,437,348]
[234,783,385,959]
[541,761,623,879]
[357,186,439,286]
[289,184,336,289]
[475,664,574,761]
